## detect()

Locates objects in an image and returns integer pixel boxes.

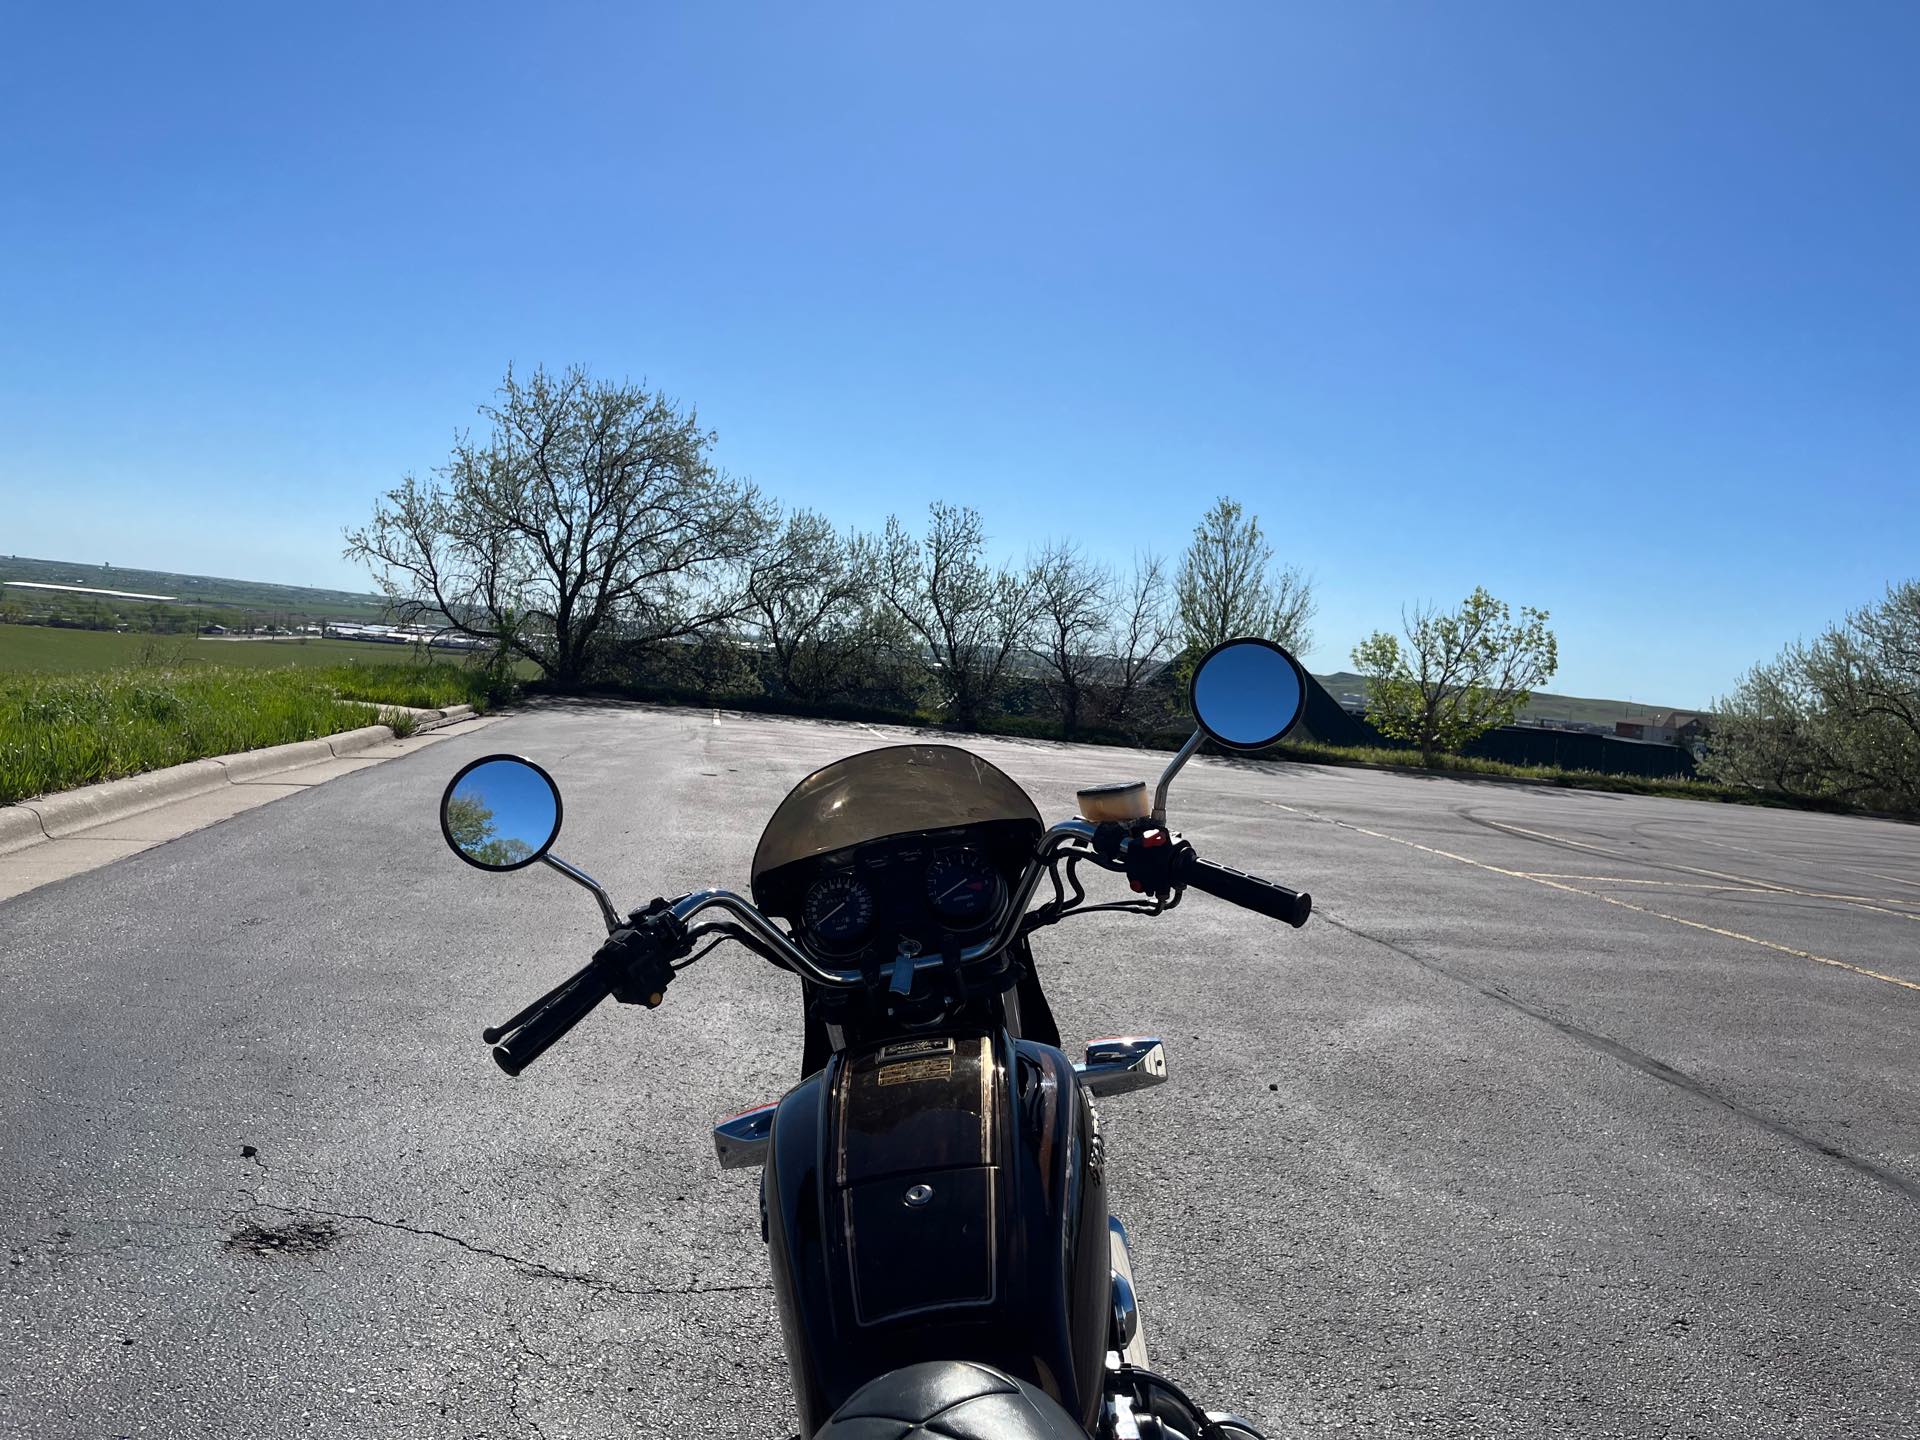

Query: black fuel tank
[763,1029,1109,1435]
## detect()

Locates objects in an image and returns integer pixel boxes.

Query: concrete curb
[216,738,340,782]
[0,705,487,857]
[17,759,232,839]
[327,725,398,757]
[0,805,49,856]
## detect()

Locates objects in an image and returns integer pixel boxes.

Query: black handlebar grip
[1185,856,1312,928]
[491,962,618,1076]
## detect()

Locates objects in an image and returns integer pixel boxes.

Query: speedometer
[803,874,875,951]
[925,850,1002,929]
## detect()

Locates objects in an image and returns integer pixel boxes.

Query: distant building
[1616,712,1708,746]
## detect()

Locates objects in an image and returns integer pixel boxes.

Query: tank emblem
[875,1057,954,1086]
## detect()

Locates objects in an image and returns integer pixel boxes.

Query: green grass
[0,668,393,803]
[1267,737,1766,804]
[317,660,504,711]
[0,638,516,803]
[0,626,540,677]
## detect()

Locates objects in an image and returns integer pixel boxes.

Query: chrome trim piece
[711,1102,777,1169]
[1204,1415,1270,1439]
[1077,1037,1169,1098]
[1110,1266,1139,1352]
[540,852,624,933]
[1108,1214,1150,1369]
[1151,728,1205,826]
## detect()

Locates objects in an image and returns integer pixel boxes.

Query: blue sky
[3,3,1915,707]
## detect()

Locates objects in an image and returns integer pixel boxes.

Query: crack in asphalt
[230,1152,768,1297]
[1312,910,1920,1209]
[502,1296,554,1440]
[247,1197,773,1295]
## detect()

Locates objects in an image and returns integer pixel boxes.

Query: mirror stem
[540,852,625,933]
[1151,728,1205,827]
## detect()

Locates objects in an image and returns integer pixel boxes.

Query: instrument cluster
[792,830,1015,962]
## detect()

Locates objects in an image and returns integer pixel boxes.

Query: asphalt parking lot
[3,702,1917,1438]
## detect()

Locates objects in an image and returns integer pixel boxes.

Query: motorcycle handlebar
[493,819,1309,1044]
[490,960,618,1075]
[483,815,1315,1070]
[1181,855,1313,928]
[665,818,1107,991]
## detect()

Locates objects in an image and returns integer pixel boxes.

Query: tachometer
[925,850,1002,929]
[803,874,875,950]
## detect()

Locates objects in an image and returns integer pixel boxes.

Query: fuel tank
[762,1028,1109,1435]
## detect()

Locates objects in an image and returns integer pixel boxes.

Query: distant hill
[1313,671,1708,729]
[0,555,389,620]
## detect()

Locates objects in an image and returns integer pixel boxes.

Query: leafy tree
[1174,497,1315,666]
[1353,587,1559,764]
[1702,580,1920,815]
[472,836,534,866]
[345,364,774,687]
[881,502,1038,730]
[1027,539,1113,737]
[444,793,496,852]
[445,791,534,866]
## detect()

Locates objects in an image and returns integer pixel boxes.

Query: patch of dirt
[225,1216,340,1257]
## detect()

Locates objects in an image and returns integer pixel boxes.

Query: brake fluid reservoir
[1076,781,1149,823]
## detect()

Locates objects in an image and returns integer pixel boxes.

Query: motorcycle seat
[814,1360,1085,1440]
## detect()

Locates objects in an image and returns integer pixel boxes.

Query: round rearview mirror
[1190,637,1308,751]
[440,755,563,872]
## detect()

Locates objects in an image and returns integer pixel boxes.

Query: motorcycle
[438,636,1316,1440]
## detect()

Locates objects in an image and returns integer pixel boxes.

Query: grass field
[0,626,541,678]
[0,627,517,803]
[1271,736,1758,805]
[0,554,389,620]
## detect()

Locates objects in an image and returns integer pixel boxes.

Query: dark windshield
[750,745,1042,883]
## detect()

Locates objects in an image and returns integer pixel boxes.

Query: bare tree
[1027,540,1113,737]
[881,503,1038,730]
[344,364,772,687]
[1102,551,1176,730]
[744,512,882,703]
[1174,496,1315,662]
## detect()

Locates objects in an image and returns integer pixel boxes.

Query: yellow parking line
[1473,817,1920,923]
[1652,828,1920,900]
[1265,802,1920,996]
[1519,874,1773,892]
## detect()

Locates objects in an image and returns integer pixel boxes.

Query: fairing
[750,745,1043,903]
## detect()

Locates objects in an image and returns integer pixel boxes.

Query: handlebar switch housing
[1092,819,1193,900]
[602,900,691,1008]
